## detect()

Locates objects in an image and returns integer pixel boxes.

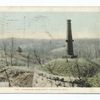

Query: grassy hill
[41,58,100,77]
[40,58,100,87]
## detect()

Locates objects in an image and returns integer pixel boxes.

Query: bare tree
[46,59,56,74]
[0,69,11,87]
[2,41,8,66]
[27,53,30,68]
[4,69,11,87]
[33,50,43,68]
[10,37,14,66]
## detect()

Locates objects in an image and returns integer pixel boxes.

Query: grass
[40,57,100,87]
[92,58,100,65]
[41,58,100,77]
[87,73,100,87]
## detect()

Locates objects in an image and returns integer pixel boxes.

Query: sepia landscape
[0,7,100,87]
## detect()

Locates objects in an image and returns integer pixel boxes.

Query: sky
[0,11,100,39]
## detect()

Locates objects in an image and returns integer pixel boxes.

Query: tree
[10,37,14,66]
[33,50,43,68]
[27,53,30,68]
[0,69,11,87]
[17,46,23,53]
[2,41,8,66]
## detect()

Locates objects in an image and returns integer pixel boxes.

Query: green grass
[87,73,100,87]
[41,58,100,77]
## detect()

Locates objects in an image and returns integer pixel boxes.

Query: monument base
[62,55,77,59]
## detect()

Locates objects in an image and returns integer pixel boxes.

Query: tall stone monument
[66,19,77,58]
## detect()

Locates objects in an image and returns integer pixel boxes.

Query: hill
[41,58,100,77]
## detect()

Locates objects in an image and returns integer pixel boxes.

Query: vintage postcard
[0,6,99,93]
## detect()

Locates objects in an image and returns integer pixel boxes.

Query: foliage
[17,46,23,53]
[87,73,100,87]
[42,58,99,77]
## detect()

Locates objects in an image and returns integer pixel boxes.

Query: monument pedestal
[62,54,77,59]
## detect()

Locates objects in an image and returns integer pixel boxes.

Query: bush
[72,79,92,87]
[17,47,23,53]
[87,73,100,87]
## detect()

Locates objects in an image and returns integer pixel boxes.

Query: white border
[0,6,99,12]
[0,0,100,6]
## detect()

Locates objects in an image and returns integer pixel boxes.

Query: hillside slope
[41,58,100,77]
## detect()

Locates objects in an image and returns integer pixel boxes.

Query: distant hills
[0,38,99,59]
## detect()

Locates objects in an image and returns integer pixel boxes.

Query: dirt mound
[0,66,34,87]
[12,72,33,87]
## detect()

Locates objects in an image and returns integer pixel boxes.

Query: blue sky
[0,12,100,39]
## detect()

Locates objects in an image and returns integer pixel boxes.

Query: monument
[66,19,77,58]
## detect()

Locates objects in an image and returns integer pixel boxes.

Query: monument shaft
[66,19,76,58]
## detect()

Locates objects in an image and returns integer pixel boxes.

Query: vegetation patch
[42,58,99,77]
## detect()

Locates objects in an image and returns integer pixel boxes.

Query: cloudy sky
[0,11,100,39]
